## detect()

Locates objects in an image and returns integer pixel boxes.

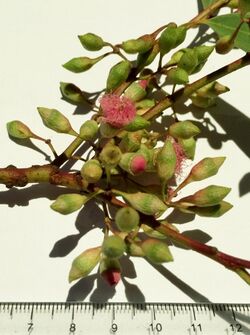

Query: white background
[0,0,249,303]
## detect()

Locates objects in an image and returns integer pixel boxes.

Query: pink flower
[100,94,136,128]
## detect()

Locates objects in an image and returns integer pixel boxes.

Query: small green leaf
[206,13,250,52]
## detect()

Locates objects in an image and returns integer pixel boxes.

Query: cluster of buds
[3,2,250,290]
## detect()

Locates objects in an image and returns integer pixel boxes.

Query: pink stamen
[100,94,136,128]
[173,140,186,175]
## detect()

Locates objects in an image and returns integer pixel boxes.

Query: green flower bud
[60,82,87,104]
[141,224,167,239]
[121,35,154,54]
[37,107,77,135]
[135,99,155,110]
[167,67,189,85]
[50,193,88,215]
[178,49,199,74]
[227,0,238,8]
[63,56,103,73]
[99,257,121,286]
[141,239,173,263]
[185,201,233,217]
[79,120,98,140]
[137,43,160,69]
[119,130,144,152]
[124,115,150,131]
[166,50,185,66]
[215,35,234,54]
[175,26,188,46]
[188,157,226,182]
[169,121,200,139]
[190,94,216,108]
[119,152,147,175]
[102,235,126,258]
[80,159,103,183]
[99,122,119,138]
[78,33,104,51]
[179,185,231,207]
[178,137,196,160]
[99,143,122,167]
[126,241,145,257]
[194,81,229,98]
[7,120,35,139]
[68,246,101,283]
[136,144,155,171]
[106,60,131,92]
[115,206,140,232]
[194,45,214,64]
[124,82,147,102]
[159,25,187,55]
[156,139,176,183]
[113,190,168,217]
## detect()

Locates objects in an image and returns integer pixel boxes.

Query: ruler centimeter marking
[0,303,249,334]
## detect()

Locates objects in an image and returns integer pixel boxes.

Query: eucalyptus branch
[0,165,88,190]
[1,1,250,290]
[185,0,230,28]
[143,52,250,120]
[154,222,250,284]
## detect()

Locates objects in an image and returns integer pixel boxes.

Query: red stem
[156,223,250,269]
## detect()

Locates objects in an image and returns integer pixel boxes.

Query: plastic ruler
[0,302,249,334]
